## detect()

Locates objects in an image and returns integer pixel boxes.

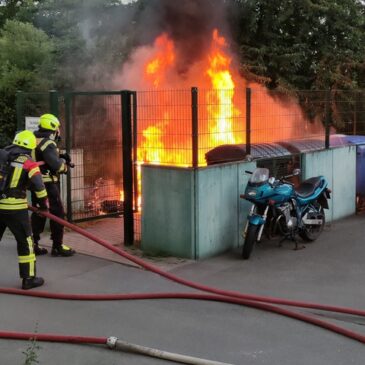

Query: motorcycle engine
[278,202,297,230]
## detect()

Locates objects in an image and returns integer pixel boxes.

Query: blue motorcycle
[241,167,331,259]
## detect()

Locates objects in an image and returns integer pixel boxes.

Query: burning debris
[101,200,123,214]
[86,177,123,215]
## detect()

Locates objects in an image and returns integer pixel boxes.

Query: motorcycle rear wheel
[242,224,259,259]
[299,207,325,242]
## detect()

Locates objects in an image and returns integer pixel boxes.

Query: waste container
[205,143,291,165]
[356,145,365,199]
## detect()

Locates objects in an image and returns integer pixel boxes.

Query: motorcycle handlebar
[280,179,295,186]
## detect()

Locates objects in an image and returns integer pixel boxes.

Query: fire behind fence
[16,88,365,242]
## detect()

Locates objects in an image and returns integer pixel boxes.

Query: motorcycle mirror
[293,168,301,176]
[268,177,276,185]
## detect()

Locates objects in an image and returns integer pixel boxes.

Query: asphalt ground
[0,214,365,364]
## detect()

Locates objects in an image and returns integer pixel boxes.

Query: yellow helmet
[13,130,36,150]
[39,113,60,131]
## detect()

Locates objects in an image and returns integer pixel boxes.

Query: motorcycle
[241,167,331,259]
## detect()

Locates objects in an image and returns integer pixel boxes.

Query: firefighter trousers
[0,209,37,278]
[31,182,65,248]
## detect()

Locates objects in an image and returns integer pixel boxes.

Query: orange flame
[128,28,322,168]
[145,34,175,87]
[206,29,241,146]
[117,28,323,210]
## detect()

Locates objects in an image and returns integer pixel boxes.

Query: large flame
[116,28,323,208]
[120,28,322,169]
[145,34,175,87]
[206,29,241,146]
[137,28,247,167]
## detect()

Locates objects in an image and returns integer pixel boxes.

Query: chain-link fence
[136,88,365,166]
[16,88,365,244]
[16,90,138,244]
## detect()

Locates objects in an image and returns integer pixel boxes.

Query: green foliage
[0,19,54,146]
[25,0,138,89]
[0,20,54,76]
[229,0,365,92]
[0,0,364,145]
[22,336,41,365]
[228,0,365,128]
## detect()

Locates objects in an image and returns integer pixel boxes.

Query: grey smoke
[133,0,230,75]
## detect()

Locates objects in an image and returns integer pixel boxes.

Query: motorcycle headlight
[247,190,257,197]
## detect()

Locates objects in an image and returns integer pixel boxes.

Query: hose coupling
[106,336,118,349]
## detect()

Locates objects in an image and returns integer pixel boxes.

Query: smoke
[38,0,231,90]
[113,0,233,89]
[144,0,230,75]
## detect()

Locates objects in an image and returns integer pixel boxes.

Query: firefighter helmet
[39,114,60,131]
[13,130,36,150]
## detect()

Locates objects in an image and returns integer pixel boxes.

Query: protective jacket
[33,129,67,183]
[0,145,47,211]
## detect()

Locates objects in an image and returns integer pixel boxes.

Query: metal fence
[257,154,302,187]
[136,88,365,166]
[331,90,365,135]
[16,88,365,244]
[17,90,138,244]
[65,92,123,221]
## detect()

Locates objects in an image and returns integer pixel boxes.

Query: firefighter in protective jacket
[31,113,75,257]
[0,130,48,289]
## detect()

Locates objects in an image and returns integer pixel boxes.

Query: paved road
[0,215,365,364]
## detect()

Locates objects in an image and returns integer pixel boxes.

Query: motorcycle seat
[295,177,323,198]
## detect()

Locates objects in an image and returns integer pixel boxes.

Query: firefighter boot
[51,244,76,257]
[22,277,45,290]
[34,243,48,256]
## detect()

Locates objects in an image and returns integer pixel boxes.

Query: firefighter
[31,113,75,257]
[0,130,48,289]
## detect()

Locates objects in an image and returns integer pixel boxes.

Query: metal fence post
[49,90,59,117]
[131,91,139,212]
[64,92,73,221]
[121,90,134,246]
[353,90,361,135]
[16,91,25,130]
[246,88,252,155]
[191,87,198,168]
[325,90,331,149]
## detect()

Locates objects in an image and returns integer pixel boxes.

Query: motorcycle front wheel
[299,206,325,241]
[242,224,259,259]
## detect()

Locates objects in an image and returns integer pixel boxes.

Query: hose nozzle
[106,336,118,349]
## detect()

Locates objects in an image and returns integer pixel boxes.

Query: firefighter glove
[37,198,49,212]
[60,153,71,164]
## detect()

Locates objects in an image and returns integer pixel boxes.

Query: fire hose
[0,331,233,365]
[26,207,365,318]
[0,206,364,364]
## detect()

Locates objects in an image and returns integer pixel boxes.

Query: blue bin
[357,145,365,198]
[344,135,365,145]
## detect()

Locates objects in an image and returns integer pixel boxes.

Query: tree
[0,20,54,146]
[228,0,365,129]
[18,0,140,89]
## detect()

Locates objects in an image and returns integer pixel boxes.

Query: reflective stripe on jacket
[0,152,47,210]
[33,134,67,183]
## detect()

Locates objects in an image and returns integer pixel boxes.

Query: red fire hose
[0,331,105,345]
[0,206,365,362]
[26,206,365,318]
[2,289,365,344]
